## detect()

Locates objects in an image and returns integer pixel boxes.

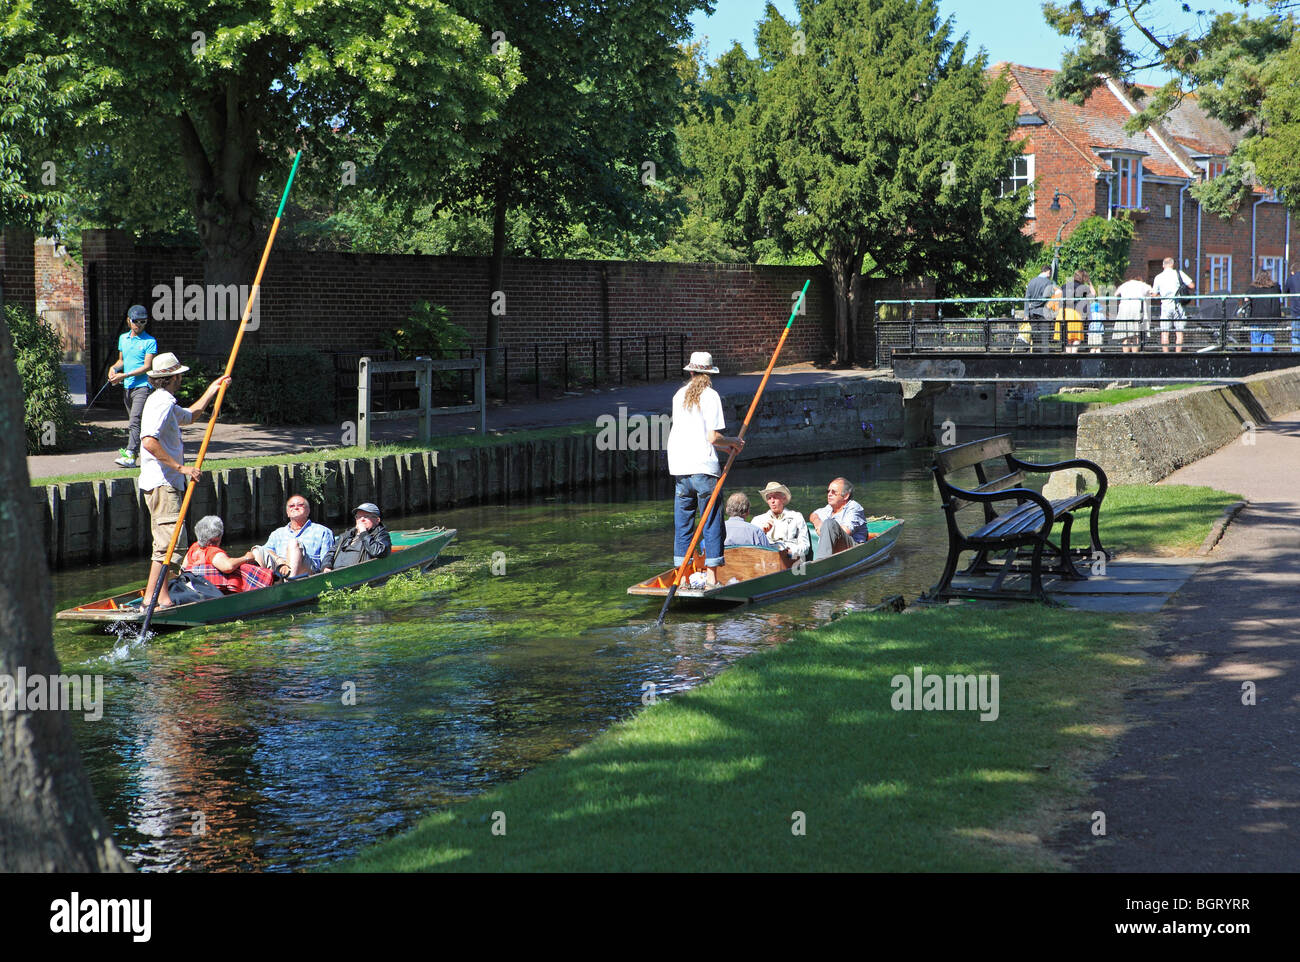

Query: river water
[52,433,1074,871]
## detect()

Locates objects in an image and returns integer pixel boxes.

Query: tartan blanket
[183,560,274,593]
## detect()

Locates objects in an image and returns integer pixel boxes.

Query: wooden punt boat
[56,527,457,629]
[628,518,904,605]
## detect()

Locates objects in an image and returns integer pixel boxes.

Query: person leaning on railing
[1245,271,1283,353]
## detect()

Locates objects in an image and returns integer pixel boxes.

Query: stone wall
[1076,366,1300,483]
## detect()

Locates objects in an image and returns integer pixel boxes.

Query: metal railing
[875,293,1300,365]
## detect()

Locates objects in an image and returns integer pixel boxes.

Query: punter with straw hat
[137,352,229,608]
[664,352,745,588]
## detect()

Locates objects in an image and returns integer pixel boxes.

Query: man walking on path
[1151,257,1195,353]
[138,353,228,609]
[107,305,156,467]
[1068,412,1300,871]
[1024,265,1055,353]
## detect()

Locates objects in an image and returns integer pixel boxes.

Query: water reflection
[52,434,1075,871]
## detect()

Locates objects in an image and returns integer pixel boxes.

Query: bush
[1056,216,1136,288]
[8,304,75,454]
[381,300,469,392]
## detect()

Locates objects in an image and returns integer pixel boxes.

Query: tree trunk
[827,248,859,366]
[176,90,263,360]
[486,180,508,371]
[0,314,131,873]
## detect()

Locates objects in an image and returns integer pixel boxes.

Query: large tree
[1043,0,1298,216]
[1,0,518,355]
[684,0,1033,365]
[0,286,130,872]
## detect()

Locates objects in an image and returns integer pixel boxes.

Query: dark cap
[127,305,148,322]
[353,502,381,517]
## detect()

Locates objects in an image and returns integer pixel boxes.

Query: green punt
[629,518,904,604]
[56,527,457,629]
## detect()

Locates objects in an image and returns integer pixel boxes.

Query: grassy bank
[340,483,1238,872]
[1038,383,1209,405]
[31,423,598,486]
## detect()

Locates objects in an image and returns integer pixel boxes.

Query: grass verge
[1037,383,1210,405]
[1100,484,1241,555]
[31,423,598,486]
[340,606,1152,872]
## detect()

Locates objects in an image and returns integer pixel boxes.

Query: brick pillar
[0,228,36,316]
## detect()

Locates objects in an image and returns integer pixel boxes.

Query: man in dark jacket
[1024,265,1055,352]
[324,502,392,571]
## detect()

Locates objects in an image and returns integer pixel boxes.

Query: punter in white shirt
[665,351,745,587]
[1151,257,1195,353]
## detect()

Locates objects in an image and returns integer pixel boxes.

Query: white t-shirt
[1152,268,1193,318]
[138,386,193,492]
[666,384,725,477]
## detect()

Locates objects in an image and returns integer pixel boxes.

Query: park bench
[926,433,1110,603]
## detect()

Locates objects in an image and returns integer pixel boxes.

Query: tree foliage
[1042,0,1299,216]
[683,0,1034,363]
[7,304,75,454]
[1056,215,1136,287]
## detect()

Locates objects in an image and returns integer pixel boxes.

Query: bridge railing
[874,293,1300,367]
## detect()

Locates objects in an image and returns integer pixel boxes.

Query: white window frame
[1205,159,1227,181]
[1110,155,1143,209]
[1259,256,1284,285]
[1207,254,1233,293]
[1000,153,1035,218]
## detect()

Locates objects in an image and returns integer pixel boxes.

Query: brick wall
[0,228,35,316]
[34,238,86,362]
[76,231,926,384]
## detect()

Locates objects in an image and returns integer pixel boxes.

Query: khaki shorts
[144,485,188,564]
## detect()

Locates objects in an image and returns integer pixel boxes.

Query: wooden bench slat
[948,471,1026,512]
[934,433,1015,474]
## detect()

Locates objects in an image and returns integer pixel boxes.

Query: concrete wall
[35,377,919,569]
[1076,366,1300,483]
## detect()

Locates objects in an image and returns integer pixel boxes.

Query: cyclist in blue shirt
[108,305,157,467]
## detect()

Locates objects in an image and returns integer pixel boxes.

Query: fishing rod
[138,150,302,638]
[655,278,811,627]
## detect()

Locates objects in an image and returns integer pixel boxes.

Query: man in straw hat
[665,351,744,587]
[137,352,229,608]
[751,481,810,561]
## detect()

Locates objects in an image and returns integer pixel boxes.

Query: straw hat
[759,481,792,502]
[146,352,190,379]
[683,351,719,374]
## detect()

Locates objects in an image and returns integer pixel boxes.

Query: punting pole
[139,150,302,637]
[655,278,811,626]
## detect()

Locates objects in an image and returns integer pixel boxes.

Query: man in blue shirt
[108,305,157,467]
[811,477,868,561]
[723,492,775,549]
[252,495,337,578]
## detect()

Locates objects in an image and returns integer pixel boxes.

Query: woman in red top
[183,516,273,592]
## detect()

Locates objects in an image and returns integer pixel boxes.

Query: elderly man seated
[324,502,392,571]
[183,516,274,593]
[252,495,336,579]
[810,477,868,561]
[750,481,810,561]
[723,492,775,549]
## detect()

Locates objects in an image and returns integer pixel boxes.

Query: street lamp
[1048,189,1077,283]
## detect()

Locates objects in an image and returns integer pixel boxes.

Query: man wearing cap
[137,353,229,608]
[324,503,391,571]
[665,351,745,587]
[751,482,810,561]
[107,305,157,467]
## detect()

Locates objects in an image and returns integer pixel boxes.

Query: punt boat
[56,527,457,629]
[628,518,904,604]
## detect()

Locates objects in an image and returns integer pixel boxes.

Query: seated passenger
[324,502,392,571]
[183,515,274,593]
[750,481,810,561]
[723,492,775,549]
[251,495,336,578]
[810,477,868,561]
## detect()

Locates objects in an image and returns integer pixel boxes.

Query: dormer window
[1205,160,1226,180]
[1107,153,1143,209]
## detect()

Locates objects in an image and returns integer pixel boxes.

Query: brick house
[995,63,1296,294]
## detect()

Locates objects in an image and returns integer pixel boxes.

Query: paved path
[1060,413,1300,871]
[31,364,885,480]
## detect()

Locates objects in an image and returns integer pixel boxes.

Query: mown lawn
[1100,484,1240,555]
[1038,383,1210,405]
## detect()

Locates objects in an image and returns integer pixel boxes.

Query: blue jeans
[1250,328,1274,352]
[674,474,724,567]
